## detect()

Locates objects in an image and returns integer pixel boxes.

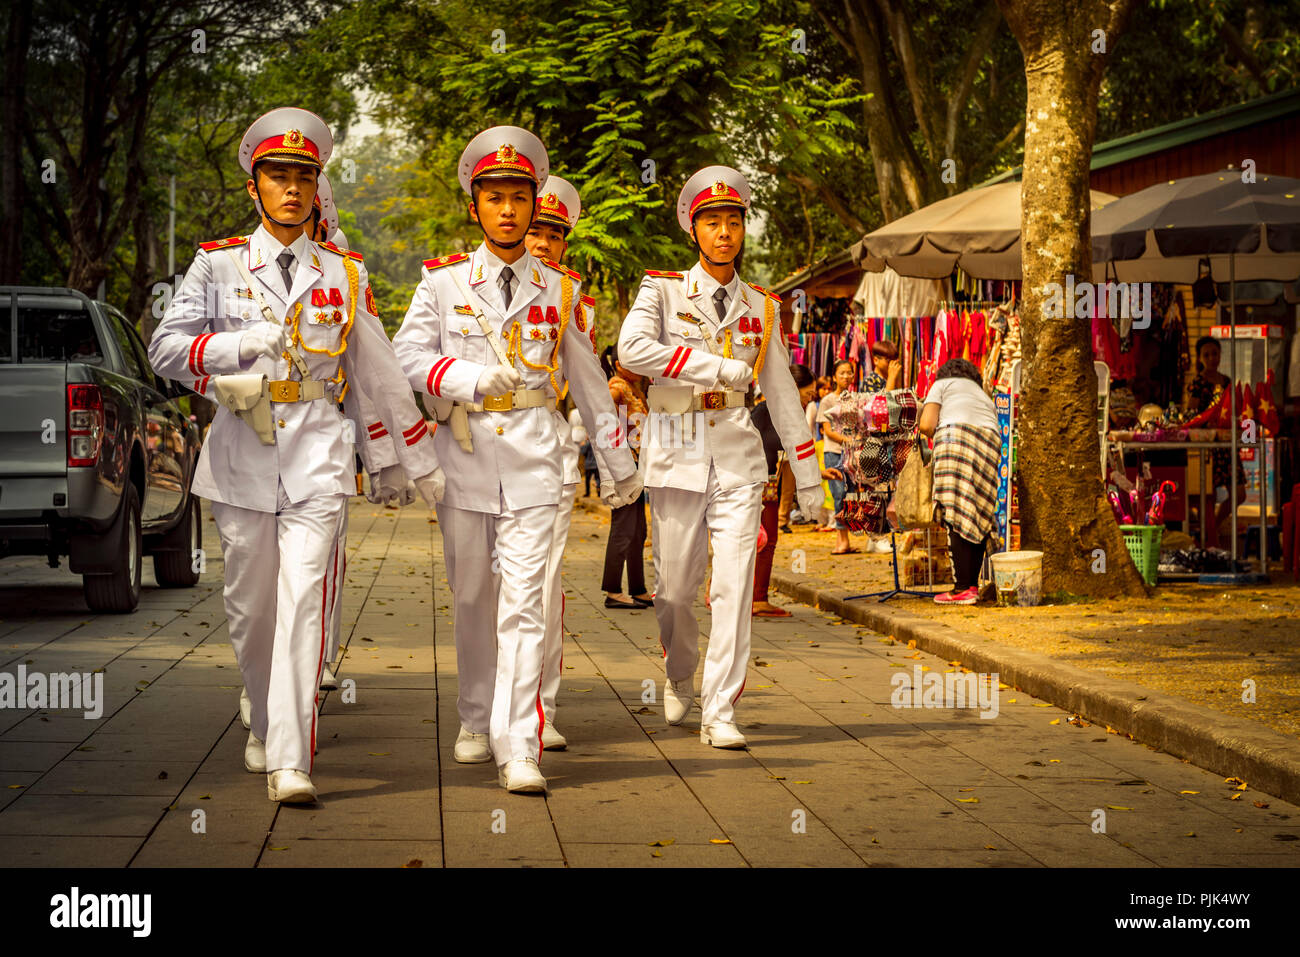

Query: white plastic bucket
[988,550,1043,607]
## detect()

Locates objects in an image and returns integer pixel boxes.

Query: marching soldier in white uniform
[523,175,633,752]
[617,166,824,749]
[394,128,641,793]
[149,108,444,803]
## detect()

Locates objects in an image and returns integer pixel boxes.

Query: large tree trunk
[0,0,33,283]
[998,0,1147,597]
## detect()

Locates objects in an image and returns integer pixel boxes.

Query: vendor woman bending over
[918,358,1001,605]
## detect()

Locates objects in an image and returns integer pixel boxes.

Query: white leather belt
[647,389,746,413]
[451,387,555,415]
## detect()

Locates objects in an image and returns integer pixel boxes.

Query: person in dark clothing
[600,345,652,609]
[752,364,817,617]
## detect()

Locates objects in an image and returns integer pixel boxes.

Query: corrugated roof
[979,87,1300,186]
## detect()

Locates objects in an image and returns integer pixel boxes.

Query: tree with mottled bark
[996,0,1147,596]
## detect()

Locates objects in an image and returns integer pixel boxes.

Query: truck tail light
[67,383,104,467]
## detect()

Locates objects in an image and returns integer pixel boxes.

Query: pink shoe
[933,586,978,605]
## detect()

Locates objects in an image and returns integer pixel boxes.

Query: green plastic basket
[1120,524,1164,586]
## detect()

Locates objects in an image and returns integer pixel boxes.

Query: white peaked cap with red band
[534,175,581,233]
[677,165,751,233]
[239,107,333,175]
[457,126,549,194]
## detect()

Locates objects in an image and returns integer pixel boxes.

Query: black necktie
[277,251,295,296]
[499,266,516,311]
[713,286,728,323]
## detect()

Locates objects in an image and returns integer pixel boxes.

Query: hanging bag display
[894,436,936,529]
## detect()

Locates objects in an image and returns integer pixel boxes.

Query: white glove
[796,484,824,520]
[600,473,645,508]
[476,365,523,397]
[238,322,286,361]
[717,358,753,389]
[367,464,411,506]
[414,468,446,506]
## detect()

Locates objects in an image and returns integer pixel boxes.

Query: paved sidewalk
[0,500,1297,867]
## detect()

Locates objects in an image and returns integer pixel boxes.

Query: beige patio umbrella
[852,180,1118,280]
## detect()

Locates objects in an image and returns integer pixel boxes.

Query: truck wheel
[153,495,201,588]
[83,484,142,613]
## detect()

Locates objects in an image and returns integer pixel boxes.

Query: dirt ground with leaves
[765,522,1300,741]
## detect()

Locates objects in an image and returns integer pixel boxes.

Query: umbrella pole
[1229,251,1238,565]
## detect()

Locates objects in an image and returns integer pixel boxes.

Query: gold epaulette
[580,294,595,307]
[424,253,469,270]
[645,269,683,279]
[198,236,248,252]
[320,240,363,261]
[746,280,781,303]
[539,257,582,282]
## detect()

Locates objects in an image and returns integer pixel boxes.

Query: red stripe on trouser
[309,538,336,773]
[797,448,814,460]
[733,677,746,704]
[535,685,545,762]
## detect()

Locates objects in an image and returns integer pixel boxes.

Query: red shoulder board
[320,241,363,261]
[198,236,248,252]
[423,253,469,270]
[580,294,595,307]
[645,269,683,279]
[747,280,781,303]
[539,257,581,281]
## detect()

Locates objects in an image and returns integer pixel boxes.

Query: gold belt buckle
[700,391,725,411]
[482,393,513,412]
[269,380,300,403]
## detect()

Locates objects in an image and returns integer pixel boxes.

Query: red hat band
[252,129,322,168]
[471,143,539,184]
[690,181,744,220]
[535,191,570,227]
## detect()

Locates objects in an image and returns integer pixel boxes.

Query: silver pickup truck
[0,286,206,612]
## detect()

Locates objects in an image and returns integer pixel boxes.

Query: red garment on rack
[967,310,987,369]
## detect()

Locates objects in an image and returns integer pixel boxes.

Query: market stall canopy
[1090,169,1300,283]
[852,181,1118,280]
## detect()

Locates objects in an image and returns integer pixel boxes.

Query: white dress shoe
[664,678,695,726]
[239,686,251,730]
[701,722,748,749]
[541,724,567,751]
[319,665,339,691]
[244,731,266,773]
[498,758,547,793]
[453,726,492,764]
[267,769,317,804]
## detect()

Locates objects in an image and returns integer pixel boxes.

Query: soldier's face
[470,179,535,245]
[525,222,568,262]
[692,209,744,264]
[248,162,318,224]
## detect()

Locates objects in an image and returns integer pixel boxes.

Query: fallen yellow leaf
[709,838,733,845]
[1180,790,1200,795]
[1033,703,1052,708]
[1049,718,1061,725]
[651,851,662,858]
[957,797,979,803]
[1106,805,1133,810]
[1049,759,1060,764]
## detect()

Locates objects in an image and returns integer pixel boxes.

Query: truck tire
[83,483,142,613]
[153,494,201,588]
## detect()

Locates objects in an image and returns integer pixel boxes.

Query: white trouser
[540,482,577,723]
[326,506,348,666]
[212,487,348,774]
[649,464,763,727]
[436,500,558,765]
